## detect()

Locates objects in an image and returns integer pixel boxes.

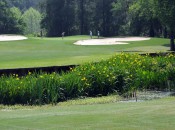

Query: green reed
[0,53,175,105]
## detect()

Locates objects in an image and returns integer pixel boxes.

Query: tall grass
[0,53,175,105]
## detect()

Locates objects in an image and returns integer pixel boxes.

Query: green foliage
[155,0,175,32]
[111,0,132,35]
[43,0,76,36]
[0,0,8,33]
[22,7,41,36]
[0,53,175,105]
[43,0,118,37]
[128,0,161,37]
[155,0,175,51]
[8,7,25,34]
[6,0,45,11]
[0,1,24,34]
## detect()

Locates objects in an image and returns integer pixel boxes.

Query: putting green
[0,35,170,69]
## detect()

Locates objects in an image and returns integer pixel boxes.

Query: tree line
[0,0,43,35]
[42,0,175,51]
[6,0,45,11]
[0,0,175,50]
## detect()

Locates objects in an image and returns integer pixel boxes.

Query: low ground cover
[0,53,174,105]
[0,97,175,130]
[0,36,170,69]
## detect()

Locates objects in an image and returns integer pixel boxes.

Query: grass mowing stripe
[0,36,170,69]
[0,97,175,130]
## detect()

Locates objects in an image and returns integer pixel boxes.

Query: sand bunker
[0,35,28,41]
[74,37,151,45]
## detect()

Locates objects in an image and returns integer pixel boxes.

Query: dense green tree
[82,0,96,35]
[43,0,76,36]
[79,0,85,35]
[77,0,117,36]
[23,8,41,35]
[129,0,162,37]
[6,0,46,11]
[95,0,116,36]
[7,7,25,34]
[0,0,8,33]
[41,0,174,41]
[0,0,24,34]
[155,0,175,51]
[43,0,118,37]
[77,0,96,35]
[112,0,133,35]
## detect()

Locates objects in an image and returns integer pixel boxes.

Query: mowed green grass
[0,35,170,69]
[0,97,175,130]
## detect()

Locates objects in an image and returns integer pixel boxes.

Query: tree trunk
[80,0,84,35]
[102,0,105,37]
[163,27,167,38]
[170,35,175,51]
[149,22,155,37]
[170,31,175,51]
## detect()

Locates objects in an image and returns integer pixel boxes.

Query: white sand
[0,35,28,41]
[74,37,151,45]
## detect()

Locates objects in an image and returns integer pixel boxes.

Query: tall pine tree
[43,0,76,36]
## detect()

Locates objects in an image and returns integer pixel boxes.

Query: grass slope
[0,35,170,69]
[0,97,175,130]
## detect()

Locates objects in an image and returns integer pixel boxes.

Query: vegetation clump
[0,53,175,105]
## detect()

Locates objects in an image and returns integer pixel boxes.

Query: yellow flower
[81,77,86,81]
[85,83,90,86]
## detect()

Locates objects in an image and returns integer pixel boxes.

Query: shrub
[0,53,175,105]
